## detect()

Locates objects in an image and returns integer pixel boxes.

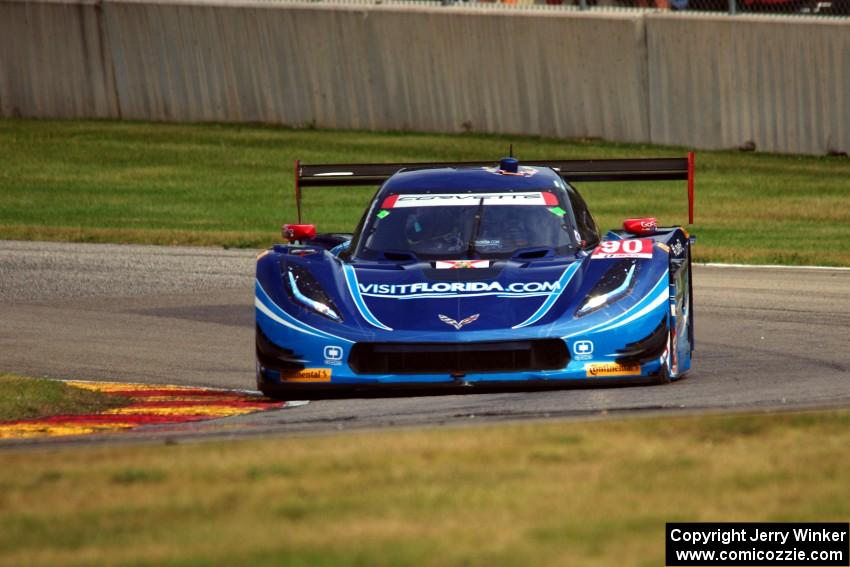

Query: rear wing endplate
[294,152,695,224]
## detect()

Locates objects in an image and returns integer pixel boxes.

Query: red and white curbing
[0,381,298,440]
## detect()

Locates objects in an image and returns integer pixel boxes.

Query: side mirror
[282,224,317,243]
[623,217,657,235]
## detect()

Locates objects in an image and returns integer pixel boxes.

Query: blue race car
[255,155,696,397]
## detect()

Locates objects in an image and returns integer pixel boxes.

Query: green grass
[0,374,126,422]
[0,409,847,566]
[1,119,849,265]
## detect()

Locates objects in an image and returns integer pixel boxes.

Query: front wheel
[654,342,674,384]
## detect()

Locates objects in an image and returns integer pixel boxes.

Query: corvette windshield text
[358,280,560,298]
[386,192,551,208]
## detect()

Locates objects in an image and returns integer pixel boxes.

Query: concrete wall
[647,13,850,155]
[0,0,847,154]
[101,2,651,141]
[0,0,118,118]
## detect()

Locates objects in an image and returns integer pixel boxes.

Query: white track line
[697,263,850,272]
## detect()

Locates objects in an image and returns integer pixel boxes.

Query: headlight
[285,265,342,322]
[576,260,637,317]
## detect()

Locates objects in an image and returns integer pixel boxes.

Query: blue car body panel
[255,163,694,393]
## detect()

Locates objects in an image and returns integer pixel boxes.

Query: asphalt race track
[2,240,849,440]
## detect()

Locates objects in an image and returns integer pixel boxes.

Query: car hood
[343,260,587,332]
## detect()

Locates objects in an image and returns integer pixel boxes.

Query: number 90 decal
[591,239,654,259]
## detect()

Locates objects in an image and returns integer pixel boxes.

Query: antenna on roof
[509,144,514,158]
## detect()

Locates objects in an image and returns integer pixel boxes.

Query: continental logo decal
[281,368,332,382]
[585,362,641,377]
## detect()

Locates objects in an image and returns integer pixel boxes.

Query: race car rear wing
[294,152,695,224]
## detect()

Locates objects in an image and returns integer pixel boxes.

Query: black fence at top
[456,0,847,15]
[314,0,849,17]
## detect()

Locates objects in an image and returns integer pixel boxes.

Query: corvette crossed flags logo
[438,313,480,330]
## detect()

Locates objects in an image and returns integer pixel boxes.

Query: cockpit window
[565,186,600,249]
[355,191,579,261]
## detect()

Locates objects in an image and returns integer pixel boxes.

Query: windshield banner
[381,192,558,208]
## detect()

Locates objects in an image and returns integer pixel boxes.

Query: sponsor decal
[280,368,332,382]
[376,210,389,219]
[358,280,560,299]
[591,239,654,260]
[290,248,320,257]
[438,313,480,330]
[382,192,555,208]
[623,218,658,234]
[656,242,670,253]
[572,340,594,361]
[670,241,685,257]
[482,166,540,178]
[323,345,344,365]
[435,259,491,269]
[585,362,641,377]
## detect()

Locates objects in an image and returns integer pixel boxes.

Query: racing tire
[256,362,286,399]
[654,351,673,385]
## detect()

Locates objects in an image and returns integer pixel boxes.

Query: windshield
[356,191,578,261]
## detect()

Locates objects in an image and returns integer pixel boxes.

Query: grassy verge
[0,409,847,566]
[0,374,126,422]
[1,119,849,265]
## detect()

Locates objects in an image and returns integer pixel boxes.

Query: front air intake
[256,326,305,372]
[349,340,568,375]
[615,318,668,365]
